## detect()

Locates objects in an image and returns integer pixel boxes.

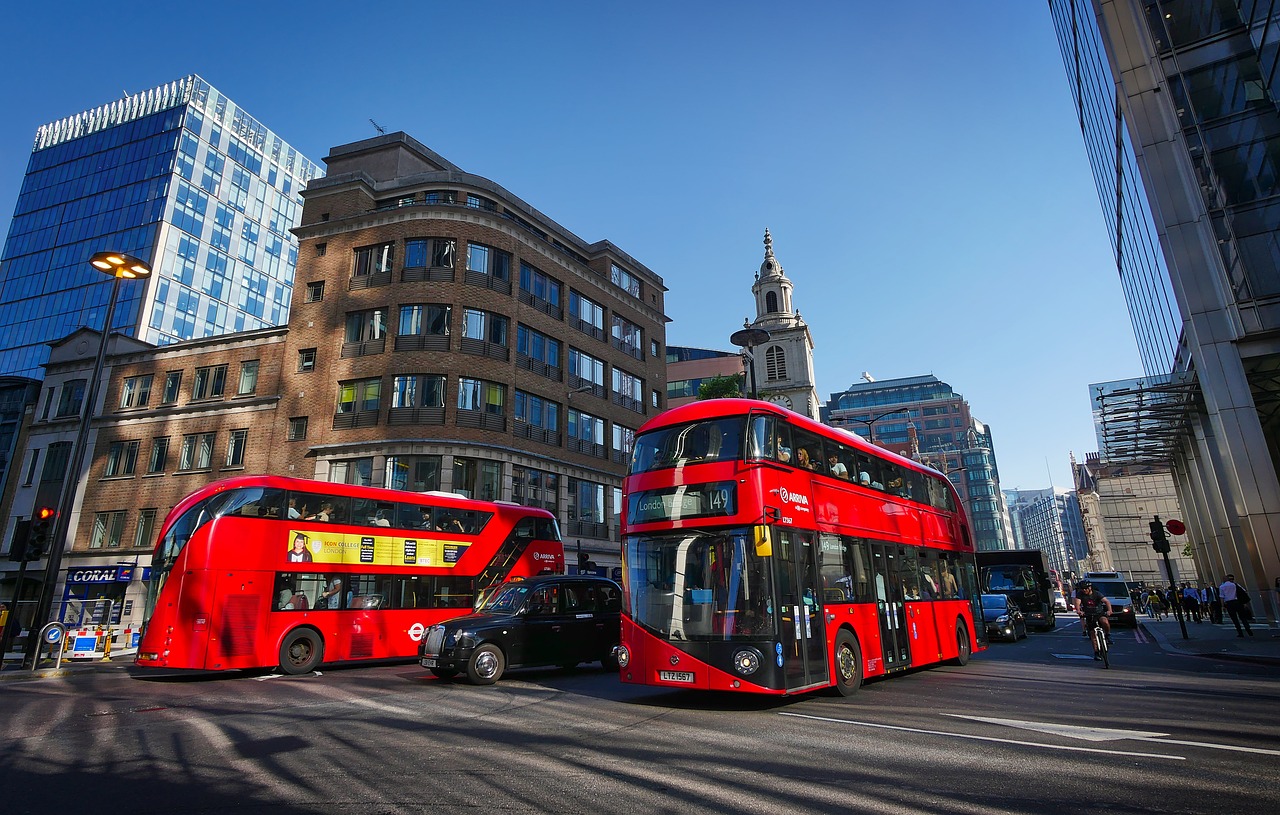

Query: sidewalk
[1139,612,1280,667]
[0,650,134,682]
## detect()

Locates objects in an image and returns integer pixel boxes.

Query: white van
[1079,571,1138,627]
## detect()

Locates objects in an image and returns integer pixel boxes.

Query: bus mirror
[753,525,772,557]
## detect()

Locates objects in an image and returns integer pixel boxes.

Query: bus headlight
[733,648,762,676]
[615,645,630,668]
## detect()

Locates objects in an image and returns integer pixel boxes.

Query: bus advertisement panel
[616,399,984,696]
[135,475,563,674]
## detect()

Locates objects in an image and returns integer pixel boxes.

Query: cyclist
[1075,580,1113,651]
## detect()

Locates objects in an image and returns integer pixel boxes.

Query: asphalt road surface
[2,622,1276,814]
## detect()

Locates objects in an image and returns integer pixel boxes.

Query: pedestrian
[1181,582,1201,622]
[1219,574,1254,637]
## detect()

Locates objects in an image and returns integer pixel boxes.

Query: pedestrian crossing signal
[1149,516,1171,554]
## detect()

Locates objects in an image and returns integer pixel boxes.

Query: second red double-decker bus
[136,475,563,674]
[616,399,985,695]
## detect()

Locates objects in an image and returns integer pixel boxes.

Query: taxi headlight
[732,648,762,676]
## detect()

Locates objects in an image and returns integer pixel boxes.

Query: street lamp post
[23,252,152,667]
[729,325,770,399]
[843,408,908,445]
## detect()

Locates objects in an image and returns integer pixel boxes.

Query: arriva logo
[777,487,810,507]
[534,551,558,562]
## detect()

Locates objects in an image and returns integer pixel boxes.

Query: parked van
[1079,571,1138,627]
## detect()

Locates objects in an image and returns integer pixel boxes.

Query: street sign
[1165,519,1186,535]
[43,625,64,644]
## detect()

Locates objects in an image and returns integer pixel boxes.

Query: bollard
[101,628,112,662]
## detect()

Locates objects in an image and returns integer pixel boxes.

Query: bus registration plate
[421,658,438,668]
[659,670,694,683]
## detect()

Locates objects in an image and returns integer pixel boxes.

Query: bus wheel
[279,628,324,675]
[466,644,505,685]
[833,631,863,696]
[430,668,458,680]
[950,620,972,666]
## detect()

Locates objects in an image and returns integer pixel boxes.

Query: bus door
[870,544,911,671]
[773,529,828,691]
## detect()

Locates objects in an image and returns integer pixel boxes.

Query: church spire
[758,228,785,280]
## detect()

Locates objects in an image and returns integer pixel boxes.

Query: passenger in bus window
[796,447,812,469]
[439,515,465,534]
[828,454,848,479]
[306,502,333,522]
[373,510,391,527]
[775,435,792,463]
[938,560,958,598]
[417,507,434,529]
[319,576,343,609]
[287,497,301,520]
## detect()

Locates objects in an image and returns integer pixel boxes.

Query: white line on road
[777,712,1184,761]
[946,714,1280,757]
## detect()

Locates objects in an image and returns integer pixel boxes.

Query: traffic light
[27,506,55,561]
[1149,515,1171,554]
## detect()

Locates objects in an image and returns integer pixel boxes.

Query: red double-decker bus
[616,399,985,695]
[136,475,563,674]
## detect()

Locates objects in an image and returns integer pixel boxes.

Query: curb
[1140,621,1280,667]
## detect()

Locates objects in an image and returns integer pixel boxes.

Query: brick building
[3,132,667,629]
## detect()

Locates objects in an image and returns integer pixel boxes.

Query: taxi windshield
[476,582,532,614]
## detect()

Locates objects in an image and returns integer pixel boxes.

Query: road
[1,620,1276,814]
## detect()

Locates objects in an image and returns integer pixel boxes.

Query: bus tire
[430,668,458,680]
[832,630,863,696]
[950,620,971,666]
[466,643,505,685]
[279,628,324,675]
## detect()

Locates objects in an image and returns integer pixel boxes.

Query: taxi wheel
[466,643,505,685]
[279,628,324,675]
[601,650,620,671]
[430,668,458,680]
[832,631,863,697]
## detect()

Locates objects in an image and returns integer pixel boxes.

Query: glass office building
[0,75,320,377]
[1049,1,1280,614]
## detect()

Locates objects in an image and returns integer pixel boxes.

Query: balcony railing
[349,270,392,290]
[513,421,561,447]
[610,336,643,360]
[456,408,506,432]
[567,437,607,458]
[340,338,386,358]
[463,270,512,295]
[567,520,608,539]
[332,410,380,429]
[611,392,645,414]
[460,337,509,362]
[518,289,564,321]
[401,266,455,283]
[394,334,450,353]
[568,375,606,399]
[516,354,562,382]
[571,318,605,342]
[387,406,446,426]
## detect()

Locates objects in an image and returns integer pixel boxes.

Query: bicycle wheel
[1097,628,1109,669]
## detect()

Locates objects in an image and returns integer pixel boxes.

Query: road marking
[1052,654,1096,660]
[947,714,1280,757]
[777,712,1184,760]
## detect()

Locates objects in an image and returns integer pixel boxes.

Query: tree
[698,374,744,400]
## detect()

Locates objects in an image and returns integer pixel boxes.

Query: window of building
[345,309,387,342]
[568,478,606,524]
[56,379,86,417]
[391,374,445,408]
[461,308,508,348]
[161,371,182,404]
[452,456,502,500]
[237,360,259,396]
[457,378,505,415]
[766,291,779,313]
[466,242,511,281]
[612,424,636,462]
[305,281,325,302]
[568,409,605,445]
[466,193,497,211]
[119,375,153,409]
[298,348,317,372]
[512,465,558,511]
[192,365,228,400]
[516,325,561,378]
[519,262,562,307]
[337,378,382,414]
[315,243,327,257]
[42,442,71,482]
[651,339,661,358]
[148,438,169,474]
[330,458,374,486]
[90,510,128,549]
[765,346,787,381]
[385,455,442,492]
[610,263,642,299]
[135,508,158,550]
[104,440,140,477]
[568,348,605,389]
[569,291,604,337]
[226,429,248,468]
[353,242,394,277]
[611,315,643,358]
[514,391,560,430]
[398,304,450,337]
[611,368,644,411]
[179,432,216,471]
[22,448,39,486]
[288,417,308,441]
[652,389,661,409]
[405,237,456,268]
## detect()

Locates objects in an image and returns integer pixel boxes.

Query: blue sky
[0,1,1141,491]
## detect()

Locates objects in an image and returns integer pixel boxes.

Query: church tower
[747,229,819,419]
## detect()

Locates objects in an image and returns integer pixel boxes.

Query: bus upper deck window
[747,415,775,460]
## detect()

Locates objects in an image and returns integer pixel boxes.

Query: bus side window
[746,414,774,460]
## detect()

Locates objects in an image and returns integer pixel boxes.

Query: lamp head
[90,251,152,280]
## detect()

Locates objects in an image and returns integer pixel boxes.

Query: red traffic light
[36,506,55,521]
[1165,519,1186,536]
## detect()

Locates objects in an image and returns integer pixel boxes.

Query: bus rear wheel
[279,628,324,675]
[833,631,863,696]
[466,643,505,685]
[950,620,971,666]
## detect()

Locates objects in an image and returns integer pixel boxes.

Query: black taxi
[419,574,621,685]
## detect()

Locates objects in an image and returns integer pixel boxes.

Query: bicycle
[1084,614,1109,668]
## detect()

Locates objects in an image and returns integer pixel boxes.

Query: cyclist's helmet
[1077,580,1093,590]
